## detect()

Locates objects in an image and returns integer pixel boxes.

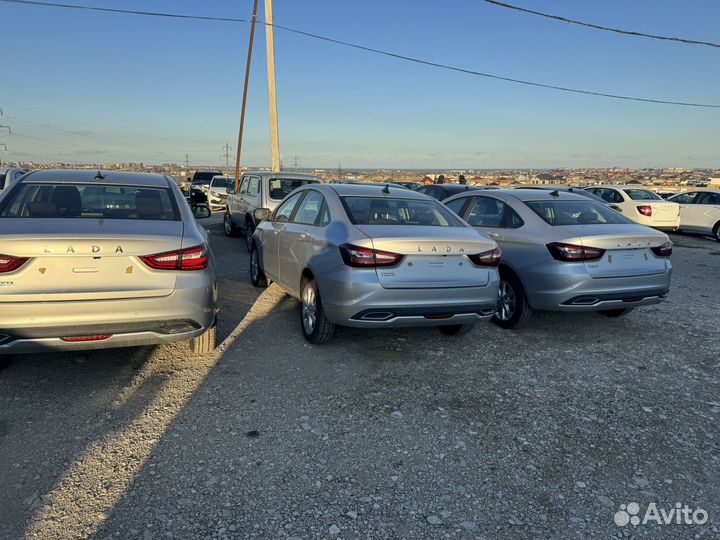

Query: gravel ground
[1,229,719,540]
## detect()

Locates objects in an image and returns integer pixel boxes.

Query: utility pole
[222,142,232,172]
[234,0,260,192]
[185,153,190,169]
[265,0,281,172]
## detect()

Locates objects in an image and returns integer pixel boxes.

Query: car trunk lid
[354,225,497,289]
[558,224,669,278]
[0,219,184,302]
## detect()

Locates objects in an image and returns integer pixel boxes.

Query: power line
[483,0,720,49]
[2,0,720,108]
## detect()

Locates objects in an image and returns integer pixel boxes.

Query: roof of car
[19,169,171,187]
[591,185,655,191]
[446,188,595,203]
[325,182,429,199]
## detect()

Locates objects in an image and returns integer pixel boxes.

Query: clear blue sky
[2,0,719,169]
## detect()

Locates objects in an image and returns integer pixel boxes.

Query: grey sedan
[0,170,218,354]
[249,184,501,344]
[443,189,673,328]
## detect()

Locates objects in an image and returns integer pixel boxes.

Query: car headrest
[577,211,600,224]
[50,186,82,216]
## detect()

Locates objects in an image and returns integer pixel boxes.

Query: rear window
[0,183,180,221]
[341,197,464,227]
[211,178,233,189]
[526,200,631,226]
[269,178,318,200]
[625,189,662,201]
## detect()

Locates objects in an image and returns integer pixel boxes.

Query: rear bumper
[522,261,672,312]
[0,280,217,355]
[318,266,500,328]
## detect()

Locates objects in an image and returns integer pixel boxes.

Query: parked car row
[242,180,674,343]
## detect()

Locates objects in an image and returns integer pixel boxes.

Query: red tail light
[339,244,403,268]
[467,247,502,267]
[546,242,605,262]
[140,244,209,271]
[0,254,29,273]
[61,335,112,342]
[637,205,653,217]
[651,241,673,257]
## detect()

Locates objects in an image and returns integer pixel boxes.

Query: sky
[1,0,719,169]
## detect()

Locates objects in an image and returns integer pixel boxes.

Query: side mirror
[226,186,235,194]
[254,207,271,222]
[192,205,211,219]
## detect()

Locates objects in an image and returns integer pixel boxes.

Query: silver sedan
[443,189,673,328]
[250,183,501,344]
[0,170,219,354]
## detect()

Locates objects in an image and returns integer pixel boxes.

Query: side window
[247,177,260,197]
[239,177,249,195]
[273,192,304,222]
[293,190,325,225]
[466,197,504,227]
[610,190,624,203]
[697,192,720,205]
[445,196,470,216]
[670,192,697,204]
[318,201,331,226]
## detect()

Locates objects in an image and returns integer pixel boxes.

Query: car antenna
[382,183,390,194]
[95,170,105,181]
[550,190,560,197]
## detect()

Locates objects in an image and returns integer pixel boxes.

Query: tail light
[140,244,209,271]
[637,205,653,217]
[0,254,29,273]
[61,335,112,342]
[339,244,403,268]
[651,241,673,257]
[467,247,502,267]
[547,242,605,262]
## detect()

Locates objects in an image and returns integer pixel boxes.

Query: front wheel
[245,220,255,252]
[249,244,268,288]
[713,222,720,243]
[598,307,634,317]
[300,278,335,345]
[224,213,239,237]
[492,272,532,329]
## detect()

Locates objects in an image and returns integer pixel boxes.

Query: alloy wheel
[302,284,317,335]
[224,214,232,236]
[497,280,516,321]
[250,249,259,282]
[245,225,253,251]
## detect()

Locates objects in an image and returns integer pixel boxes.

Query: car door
[668,192,698,230]
[264,191,305,283]
[278,190,326,295]
[463,192,525,245]
[246,176,261,223]
[691,191,720,233]
[233,176,249,220]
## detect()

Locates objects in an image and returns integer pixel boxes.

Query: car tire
[190,323,216,354]
[245,219,255,252]
[598,307,635,317]
[492,270,532,329]
[223,212,239,237]
[713,222,720,243]
[438,323,475,336]
[250,244,268,288]
[300,277,335,345]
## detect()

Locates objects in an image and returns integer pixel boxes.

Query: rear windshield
[210,178,232,189]
[269,178,318,200]
[341,197,464,227]
[526,200,631,226]
[0,183,180,221]
[625,189,662,201]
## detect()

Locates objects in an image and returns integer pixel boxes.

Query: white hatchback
[585,185,680,231]
[667,190,720,242]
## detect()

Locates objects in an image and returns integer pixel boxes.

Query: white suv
[224,171,322,249]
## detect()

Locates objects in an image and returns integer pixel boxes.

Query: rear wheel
[300,278,335,345]
[190,323,216,354]
[492,271,532,329]
[223,212,239,237]
[598,307,634,317]
[439,323,475,336]
[245,219,255,251]
[713,222,720,243]
[250,244,268,288]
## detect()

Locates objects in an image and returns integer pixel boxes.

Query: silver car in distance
[443,189,673,329]
[0,170,219,354]
[249,184,501,344]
